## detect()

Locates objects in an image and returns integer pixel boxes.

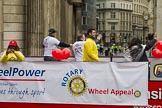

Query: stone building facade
[0,0,83,56]
[148,0,154,33]
[155,0,162,40]
[132,0,149,43]
[96,0,152,46]
[82,0,97,34]
[0,0,26,54]
[96,0,133,47]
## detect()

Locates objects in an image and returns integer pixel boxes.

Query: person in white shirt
[73,34,86,61]
[43,28,72,61]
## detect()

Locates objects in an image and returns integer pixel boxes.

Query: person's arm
[0,51,8,63]
[14,51,25,61]
[58,41,72,47]
[96,34,102,44]
[95,39,101,44]
[145,34,157,51]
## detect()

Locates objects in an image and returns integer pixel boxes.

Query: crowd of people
[42,28,101,62]
[0,28,158,63]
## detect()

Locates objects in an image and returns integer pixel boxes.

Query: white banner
[0,62,148,106]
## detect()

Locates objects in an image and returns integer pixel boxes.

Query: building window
[96,3,100,8]
[98,22,100,30]
[82,17,87,25]
[111,3,115,8]
[132,16,135,24]
[126,13,128,20]
[111,12,116,19]
[111,23,115,30]
[121,12,123,20]
[83,3,88,11]
[129,13,132,22]
[103,22,105,30]
[135,16,137,24]
[98,13,101,19]
[120,22,123,30]
[123,13,125,21]
[126,22,128,31]
[123,22,125,31]
[103,12,105,19]
[103,3,105,8]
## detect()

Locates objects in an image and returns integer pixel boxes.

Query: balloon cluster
[52,48,71,60]
[152,41,162,58]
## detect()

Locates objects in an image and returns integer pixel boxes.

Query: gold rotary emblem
[67,75,87,96]
[134,90,141,98]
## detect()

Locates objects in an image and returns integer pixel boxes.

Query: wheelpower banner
[0,62,148,106]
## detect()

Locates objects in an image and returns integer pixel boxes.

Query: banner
[0,62,148,106]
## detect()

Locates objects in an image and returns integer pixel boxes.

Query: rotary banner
[0,62,148,106]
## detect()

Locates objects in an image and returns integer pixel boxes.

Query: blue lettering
[0,70,2,76]
[12,68,19,76]
[70,71,75,76]
[0,67,46,77]
[18,70,25,76]
[26,70,34,76]
[61,82,66,86]
[9,67,12,75]
[61,69,84,87]
[63,77,68,82]
[79,69,83,74]
[40,70,45,76]
[4,70,9,76]
[74,69,78,74]
[66,73,70,77]
[35,70,41,76]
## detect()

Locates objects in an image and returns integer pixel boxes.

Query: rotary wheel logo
[134,90,141,98]
[67,75,87,96]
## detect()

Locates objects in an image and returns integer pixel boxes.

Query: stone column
[26,0,44,56]
[0,0,2,51]
[66,3,73,43]
[44,0,73,43]
[74,2,82,36]
[156,0,162,40]
[43,0,61,39]
[61,1,73,43]
[2,0,25,52]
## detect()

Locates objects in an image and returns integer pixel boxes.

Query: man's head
[77,34,86,41]
[48,28,56,37]
[87,28,96,38]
